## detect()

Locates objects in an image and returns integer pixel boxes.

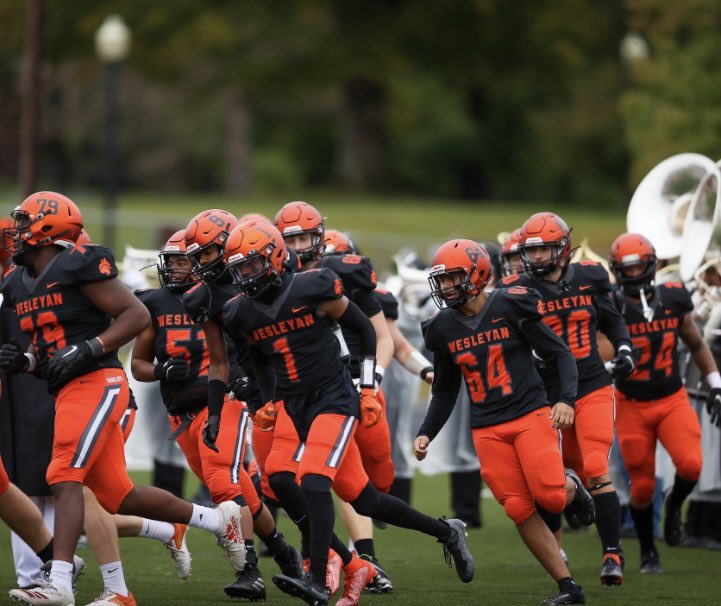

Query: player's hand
[422,370,434,384]
[706,388,721,428]
[202,412,220,452]
[228,375,249,402]
[550,402,574,430]
[46,341,95,390]
[255,401,277,431]
[413,435,430,461]
[610,345,635,379]
[360,387,383,427]
[0,341,29,373]
[153,358,190,382]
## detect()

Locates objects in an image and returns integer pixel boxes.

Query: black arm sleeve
[337,300,377,357]
[249,344,277,406]
[522,319,578,407]
[417,350,463,442]
[597,292,632,351]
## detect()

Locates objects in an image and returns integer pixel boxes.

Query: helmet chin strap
[639,288,654,322]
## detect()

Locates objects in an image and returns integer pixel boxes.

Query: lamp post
[95,15,131,253]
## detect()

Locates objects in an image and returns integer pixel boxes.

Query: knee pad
[675,455,702,482]
[536,489,567,515]
[583,449,609,480]
[268,471,297,499]
[350,483,381,518]
[629,476,655,505]
[300,473,332,496]
[503,496,535,525]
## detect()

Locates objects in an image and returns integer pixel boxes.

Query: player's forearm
[370,313,393,369]
[692,344,719,379]
[96,304,150,352]
[130,358,156,382]
[338,301,377,358]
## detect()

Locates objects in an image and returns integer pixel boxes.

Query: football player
[275,203,397,593]
[221,221,474,606]
[0,193,245,606]
[501,212,634,585]
[179,211,304,600]
[609,233,721,572]
[415,239,593,605]
[500,228,523,277]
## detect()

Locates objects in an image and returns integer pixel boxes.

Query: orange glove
[360,387,382,428]
[254,401,277,431]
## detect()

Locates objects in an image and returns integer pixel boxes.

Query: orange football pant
[473,407,567,525]
[0,453,9,497]
[46,369,134,513]
[171,398,259,513]
[561,384,615,482]
[615,387,702,504]
[352,386,394,492]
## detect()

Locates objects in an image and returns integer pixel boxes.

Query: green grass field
[1,472,718,605]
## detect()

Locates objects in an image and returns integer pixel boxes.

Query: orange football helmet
[323,229,355,256]
[428,239,492,309]
[5,192,83,264]
[609,232,657,296]
[158,229,195,292]
[238,212,272,225]
[184,209,237,281]
[273,201,324,266]
[224,220,288,298]
[0,217,15,269]
[75,229,92,246]
[500,228,523,276]
[518,212,572,278]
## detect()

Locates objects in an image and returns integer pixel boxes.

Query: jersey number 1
[455,344,512,404]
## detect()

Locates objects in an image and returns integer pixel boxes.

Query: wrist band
[420,366,433,381]
[707,371,721,389]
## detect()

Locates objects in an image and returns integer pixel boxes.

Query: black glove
[154,358,190,382]
[610,345,635,379]
[706,388,721,428]
[46,340,97,391]
[0,341,29,373]
[202,412,220,452]
[228,375,249,401]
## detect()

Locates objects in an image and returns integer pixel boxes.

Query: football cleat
[600,552,624,586]
[214,501,246,570]
[639,549,663,574]
[9,581,75,606]
[274,545,304,580]
[541,578,586,605]
[327,550,342,596]
[164,523,192,580]
[663,494,683,547]
[83,589,136,606]
[39,558,85,595]
[564,470,595,526]
[224,565,266,601]
[336,558,377,606]
[438,518,475,583]
[273,573,329,606]
[359,554,393,593]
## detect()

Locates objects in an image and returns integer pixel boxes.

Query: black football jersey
[498,262,631,400]
[0,244,122,388]
[223,269,350,398]
[421,286,575,431]
[136,287,210,414]
[612,281,694,400]
[375,289,399,320]
[319,254,380,377]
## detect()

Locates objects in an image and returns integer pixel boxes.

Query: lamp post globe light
[95,15,131,253]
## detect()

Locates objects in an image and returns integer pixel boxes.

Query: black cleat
[600,552,624,586]
[640,549,663,574]
[224,565,267,601]
[359,554,393,593]
[273,573,329,606]
[274,545,304,579]
[439,518,475,583]
[542,578,586,604]
[565,470,595,526]
[663,495,683,547]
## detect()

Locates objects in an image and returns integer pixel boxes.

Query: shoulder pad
[374,289,399,320]
[183,282,212,323]
[661,281,694,313]
[421,311,446,348]
[222,293,246,333]
[62,244,118,284]
[499,287,545,322]
[496,273,530,289]
[299,268,344,301]
[322,255,377,292]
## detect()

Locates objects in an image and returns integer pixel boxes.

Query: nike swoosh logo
[491,317,505,323]
[46,282,60,289]
[291,306,307,313]
[107,567,119,573]
[61,345,78,359]
[578,285,592,291]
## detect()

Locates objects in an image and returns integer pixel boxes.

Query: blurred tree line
[0,0,717,206]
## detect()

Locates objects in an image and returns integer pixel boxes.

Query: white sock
[190,504,220,533]
[100,561,129,597]
[50,560,73,593]
[138,519,175,543]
